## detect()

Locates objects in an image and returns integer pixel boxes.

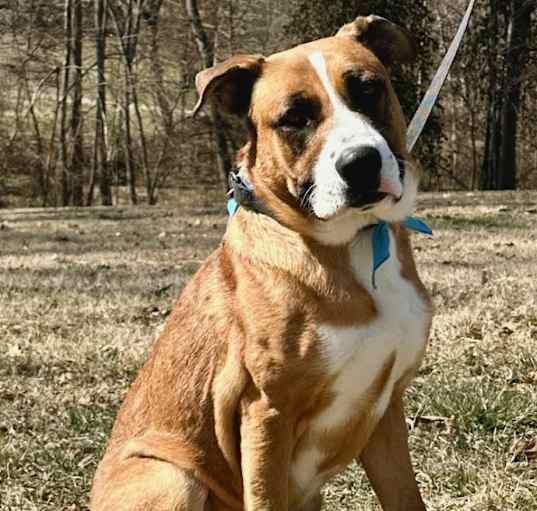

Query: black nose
[335,146,382,192]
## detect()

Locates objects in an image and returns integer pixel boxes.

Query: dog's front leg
[240,394,292,511]
[359,394,426,511]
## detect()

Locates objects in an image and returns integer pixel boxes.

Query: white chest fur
[319,229,429,420]
[291,228,430,500]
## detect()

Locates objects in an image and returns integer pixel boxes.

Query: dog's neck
[225,208,372,299]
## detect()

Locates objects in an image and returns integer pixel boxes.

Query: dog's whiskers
[300,183,317,209]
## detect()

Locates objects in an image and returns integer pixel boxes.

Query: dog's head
[194,15,419,245]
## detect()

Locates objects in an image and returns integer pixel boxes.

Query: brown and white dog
[90,15,433,511]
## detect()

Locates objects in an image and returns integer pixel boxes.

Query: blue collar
[226,170,432,289]
[227,171,272,218]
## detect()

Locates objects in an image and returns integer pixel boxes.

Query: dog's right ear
[336,15,417,68]
[192,54,265,117]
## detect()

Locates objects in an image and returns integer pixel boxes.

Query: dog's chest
[290,230,430,502]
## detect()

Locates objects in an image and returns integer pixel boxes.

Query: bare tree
[143,0,178,203]
[57,0,85,206]
[1,0,537,207]
[88,0,112,205]
[146,0,171,129]
[480,0,536,189]
[109,0,146,205]
[70,0,84,205]
[59,0,73,206]
[186,0,233,188]
[498,0,536,189]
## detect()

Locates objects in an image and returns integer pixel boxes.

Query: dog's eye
[345,75,384,112]
[276,107,313,131]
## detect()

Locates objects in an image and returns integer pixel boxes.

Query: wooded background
[0,0,535,208]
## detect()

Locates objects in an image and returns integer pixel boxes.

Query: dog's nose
[335,146,382,192]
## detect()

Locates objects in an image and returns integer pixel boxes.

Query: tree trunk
[59,0,72,206]
[470,106,478,190]
[46,69,62,207]
[147,0,172,130]
[109,0,145,205]
[185,0,233,189]
[21,68,46,202]
[90,0,111,205]
[123,62,138,205]
[131,71,152,204]
[70,0,84,206]
[145,0,177,204]
[498,0,536,190]
[480,0,501,190]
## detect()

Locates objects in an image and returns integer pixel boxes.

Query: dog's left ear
[192,54,265,117]
[336,15,417,68]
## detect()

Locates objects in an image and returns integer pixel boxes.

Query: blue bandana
[371,217,432,289]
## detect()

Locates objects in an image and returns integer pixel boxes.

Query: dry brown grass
[1,190,536,510]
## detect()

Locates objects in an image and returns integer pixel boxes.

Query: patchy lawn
[1,190,536,510]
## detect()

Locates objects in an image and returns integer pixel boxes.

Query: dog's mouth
[348,191,389,210]
[348,160,406,210]
[298,186,402,220]
[297,161,405,220]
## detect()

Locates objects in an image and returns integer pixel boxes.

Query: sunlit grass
[1,191,536,510]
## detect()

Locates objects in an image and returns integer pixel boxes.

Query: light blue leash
[407,0,476,151]
[371,0,475,287]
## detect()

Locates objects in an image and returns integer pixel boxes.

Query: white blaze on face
[307,52,405,230]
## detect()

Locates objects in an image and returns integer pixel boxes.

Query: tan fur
[90,15,432,511]
[360,393,427,511]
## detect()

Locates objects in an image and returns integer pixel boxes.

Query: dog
[90,15,433,511]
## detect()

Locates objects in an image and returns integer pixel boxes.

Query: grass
[1,190,537,510]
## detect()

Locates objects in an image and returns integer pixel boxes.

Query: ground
[1,190,536,511]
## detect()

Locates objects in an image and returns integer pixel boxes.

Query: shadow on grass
[1,205,224,224]
[0,229,222,258]
[425,214,527,230]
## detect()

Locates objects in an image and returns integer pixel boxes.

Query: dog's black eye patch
[344,72,385,114]
[273,94,321,132]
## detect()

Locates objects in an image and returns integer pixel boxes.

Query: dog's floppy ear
[192,54,265,117]
[336,15,417,67]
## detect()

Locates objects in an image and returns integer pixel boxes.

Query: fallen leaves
[510,437,537,464]
[408,415,457,434]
